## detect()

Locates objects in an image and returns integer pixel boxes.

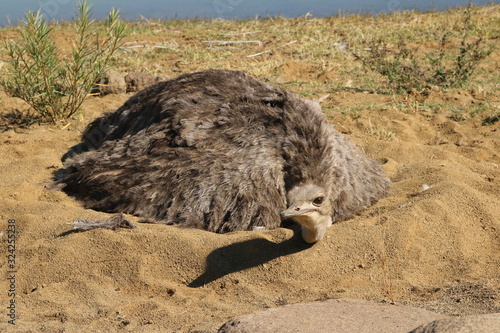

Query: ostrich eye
[312,196,324,206]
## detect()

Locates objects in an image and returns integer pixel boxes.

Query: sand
[0,82,498,332]
[0,24,499,330]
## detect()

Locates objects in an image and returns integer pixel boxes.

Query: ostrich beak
[280,204,317,218]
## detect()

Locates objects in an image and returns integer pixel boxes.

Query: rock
[426,85,441,92]
[274,76,285,84]
[99,69,126,95]
[218,298,447,333]
[409,313,500,333]
[125,72,164,92]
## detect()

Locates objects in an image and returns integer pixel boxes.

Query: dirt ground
[0,7,499,333]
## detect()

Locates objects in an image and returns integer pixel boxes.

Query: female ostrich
[56,69,389,243]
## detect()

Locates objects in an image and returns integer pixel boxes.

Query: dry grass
[0,4,498,126]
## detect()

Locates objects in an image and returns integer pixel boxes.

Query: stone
[218,298,447,333]
[125,72,164,92]
[409,313,500,333]
[99,69,126,95]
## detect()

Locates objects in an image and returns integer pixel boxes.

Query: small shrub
[351,3,493,93]
[449,108,468,122]
[0,1,126,124]
[482,112,500,126]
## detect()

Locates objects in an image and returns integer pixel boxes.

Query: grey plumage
[55,69,389,242]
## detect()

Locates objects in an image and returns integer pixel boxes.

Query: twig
[122,41,149,45]
[211,46,240,50]
[223,31,262,36]
[202,40,263,46]
[70,214,136,232]
[246,40,297,58]
[478,5,498,13]
[246,50,271,58]
[138,14,151,23]
[119,44,170,52]
[318,94,330,103]
[279,40,298,48]
[119,47,132,52]
[121,45,146,49]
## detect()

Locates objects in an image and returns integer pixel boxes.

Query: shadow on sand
[188,225,314,287]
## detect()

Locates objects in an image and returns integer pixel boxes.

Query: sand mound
[0,82,499,332]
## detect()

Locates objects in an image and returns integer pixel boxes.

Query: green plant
[482,112,500,126]
[449,108,468,122]
[351,3,493,93]
[0,1,126,124]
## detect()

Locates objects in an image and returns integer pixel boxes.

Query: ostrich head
[280,183,333,243]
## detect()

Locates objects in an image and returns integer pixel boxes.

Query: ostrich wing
[59,70,289,232]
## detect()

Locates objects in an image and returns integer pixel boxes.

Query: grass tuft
[350,3,494,93]
[482,112,500,126]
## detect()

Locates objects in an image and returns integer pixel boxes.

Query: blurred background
[0,0,496,26]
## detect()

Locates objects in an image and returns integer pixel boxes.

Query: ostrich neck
[298,215,332,243]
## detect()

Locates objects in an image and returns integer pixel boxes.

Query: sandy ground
[0,81,498,332]
[0,14,499,329]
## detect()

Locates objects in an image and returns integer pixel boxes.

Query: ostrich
[55,69,389,243]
